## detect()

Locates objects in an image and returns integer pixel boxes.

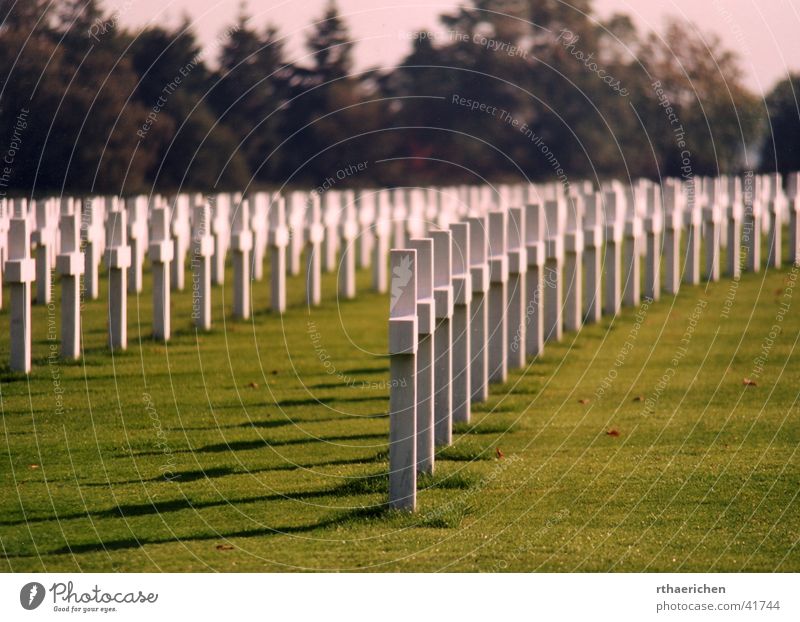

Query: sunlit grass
[0,248,798,571]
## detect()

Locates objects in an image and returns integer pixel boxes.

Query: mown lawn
[0,246,798,572]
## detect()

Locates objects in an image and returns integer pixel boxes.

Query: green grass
[0,247,798,572]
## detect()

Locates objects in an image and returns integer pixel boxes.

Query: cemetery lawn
[0,259,798,572]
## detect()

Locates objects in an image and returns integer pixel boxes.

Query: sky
[111,0,800,95]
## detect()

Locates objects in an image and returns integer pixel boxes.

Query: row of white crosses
[1,172,798,378]
[0,186,392,372]
[387,172,800,511]
[5,182,510,372]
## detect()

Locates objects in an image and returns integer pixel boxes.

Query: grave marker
[251,192,269,281]
[583,194,603,322]
[408,238,435,474]
[358,191,376,270]
[170,195,190,291]
[269,196,289,313]
[33,199,55,305]
[0,199,8,310]
[468,215,490,402]
[407,189,426,239]
[211,194,231,286]
[392,188,408,249]
[0,199,10,309]
[604,192,624,315]
[703,196,722,282]
[6,200,34,372]
[644,186,663,301]
[663,184,683,295]
[544,200,565,340]
[744,180,761,273]
[372,190,391,293]
[525,203,546,355]
[563,198,583,330]
[388,249,417,512]
[338,193,358,300]
[305,193,324,307]
[726,177,744,278]
[449,222,472,423]
[56,199,83,360]
[105,206,130,351]
[149,205,173,340]
[506,207,527,365]
[767,174,783,268]
[231,198,253,320]
[431,229,453,446]
[126,196,148,294]
[487,210,508,382]
[322,191,340,273]
[191,202,214,330]
[788,173,800,265]
[288,192,306,277]
[623,189,642,306]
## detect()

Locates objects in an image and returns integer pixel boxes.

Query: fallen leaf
[606,429,620,437]
[495,447,505,460]
[743,378,757,387]
[215,544,234,551]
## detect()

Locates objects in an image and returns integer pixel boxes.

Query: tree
[759,75,800,176]
[129,20,249,191]
[0,1,63,193]
[52,0,151,192]
[306,0,353,83]
[0,0,150,193]
[638,18,761,178]
[283,0,367,184]
[210,7,291,181]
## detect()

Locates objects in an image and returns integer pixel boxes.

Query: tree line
[0,0,797,196]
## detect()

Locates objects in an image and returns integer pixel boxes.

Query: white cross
[56,199,84,360]
[5,199,35,372]
[388,248,418,512]
[149,205,174,340]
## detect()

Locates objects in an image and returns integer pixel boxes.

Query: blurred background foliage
[0,0,794,194]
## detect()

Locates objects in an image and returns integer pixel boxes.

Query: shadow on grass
[1,469,478,551]
[452,421,517,436]
[79,450,391,489]
[341,366,389,375]
[131,431,387,458]
[274,395,387,408]
[36,499,476,557]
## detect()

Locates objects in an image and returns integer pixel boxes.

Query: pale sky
[110,0,800,95]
